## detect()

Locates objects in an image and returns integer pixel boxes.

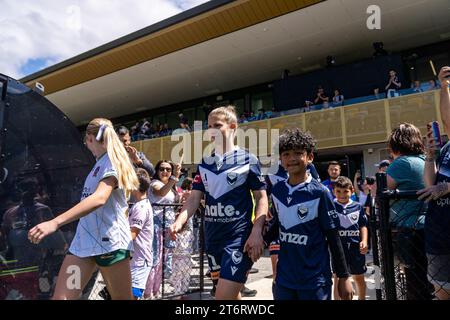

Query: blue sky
[0,0,209,79]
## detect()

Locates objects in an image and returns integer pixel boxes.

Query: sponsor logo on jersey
[297,206,308,219]
[339,230,360,237]
[227,172,238,185]
[280,231,308,245]
[231,251,243,265]
[328,210,338,219]
[204,204,240,217]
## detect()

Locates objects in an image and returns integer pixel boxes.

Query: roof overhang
[22,0,450,125]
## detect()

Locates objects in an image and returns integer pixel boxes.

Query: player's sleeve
[247,156,266,191]
[263,195,279,245]
[358,205,368,228]
[318,188,338,231]
[265,175,273,196]
[307,163,321,182]
[192,165,205,193]
[326,229,350,278]
[128,206,144,230]
[102,160,118,180]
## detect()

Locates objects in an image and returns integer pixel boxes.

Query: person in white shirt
[28,118,139,300]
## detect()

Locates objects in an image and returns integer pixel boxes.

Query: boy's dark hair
[136,168,151,193]
[328,161,340,168]
[388,122,425,156]
[278,129,316,155]
[334,176,353,190]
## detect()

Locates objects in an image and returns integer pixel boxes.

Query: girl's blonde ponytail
[86,119,138,195]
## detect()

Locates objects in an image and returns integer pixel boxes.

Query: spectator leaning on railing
[386,122,432,300]
[417,66,450,300]
[385,69,401,98]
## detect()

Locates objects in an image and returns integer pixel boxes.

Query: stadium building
[21,0,450,179]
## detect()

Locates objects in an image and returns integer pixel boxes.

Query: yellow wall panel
[305,109,343,148]
[389,91,438,135]
[344,100,387,145]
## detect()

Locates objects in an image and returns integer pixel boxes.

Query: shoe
[249,268,259,274]
[241,286,257,297]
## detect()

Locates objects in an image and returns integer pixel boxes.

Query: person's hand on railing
[169,220,184,241]
[417,183,450,202]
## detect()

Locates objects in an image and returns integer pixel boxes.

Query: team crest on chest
[227,172,238,185]
[350,212,358,221]
[297,205,308,219]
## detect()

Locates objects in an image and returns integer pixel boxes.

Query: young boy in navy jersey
[169,106,268,300]
[332,176,368,300]
[265,128,352,300]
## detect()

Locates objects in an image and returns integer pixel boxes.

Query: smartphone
[431,121,443,148]
[431,121,443,159]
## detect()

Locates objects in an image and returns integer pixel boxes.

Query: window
[251,91,273,113]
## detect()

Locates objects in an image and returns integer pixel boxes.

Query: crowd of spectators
[121,69,445,143]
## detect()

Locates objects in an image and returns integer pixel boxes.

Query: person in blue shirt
[264,128,352,300]
[387,122,433,300]
[332,176,368,300]
[169,106,268,300]
[417,66,450,300]
[322,161,341,195]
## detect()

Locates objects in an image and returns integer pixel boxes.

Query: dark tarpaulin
[0,74,94,299]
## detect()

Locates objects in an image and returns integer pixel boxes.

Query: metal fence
[88,203,205,300]
[372,172,449,300]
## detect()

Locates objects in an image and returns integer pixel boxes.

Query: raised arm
[438,67,450,136]
[169,190,203,240]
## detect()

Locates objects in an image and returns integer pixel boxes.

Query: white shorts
[131,261,152,289]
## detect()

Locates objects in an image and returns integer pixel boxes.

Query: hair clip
[96,124,107,141]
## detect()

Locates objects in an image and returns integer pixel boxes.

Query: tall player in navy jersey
[332,176,368,300]
[265,129,352,300]
[169,106,268,300]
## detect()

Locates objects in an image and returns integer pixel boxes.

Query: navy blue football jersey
[425,142,450,254]
[192,148,266,248]
[333,199,367,245]
[269,175,338,290]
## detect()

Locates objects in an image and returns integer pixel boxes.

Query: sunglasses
[159,167,172,172]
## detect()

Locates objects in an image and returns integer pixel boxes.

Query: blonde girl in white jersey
[28,118,139,300]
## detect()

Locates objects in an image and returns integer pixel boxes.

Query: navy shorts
[343,242,367,275]
[273,282,331,300]
[206,239,253,284]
